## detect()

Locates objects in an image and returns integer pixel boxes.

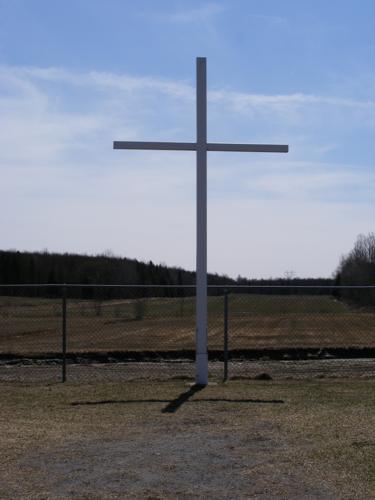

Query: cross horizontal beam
[114,141,196,151]
[208,143,288,153]
[113,141,288,153]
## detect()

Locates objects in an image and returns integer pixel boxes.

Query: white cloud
[15,66,195,100]
[208,198,373,278]
[166,3,226,24]
[251,14,287,26]
[209,89,375,110]
[208,89,375,131]
[0,64,374,277]
[1,166,371,278]
[244,162,375,200]
[8,65,375,115]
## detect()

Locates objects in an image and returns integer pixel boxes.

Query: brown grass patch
[0,379,374,498]
[1,294,375,356]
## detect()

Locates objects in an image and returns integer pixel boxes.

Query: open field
[0,379,374,498]
[1,294,375,355]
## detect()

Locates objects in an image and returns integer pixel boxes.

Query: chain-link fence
[0,284,375,383]
[222,288,375,380]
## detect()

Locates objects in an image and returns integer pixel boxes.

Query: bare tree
[284,270,295,280]
[335,233,375,304]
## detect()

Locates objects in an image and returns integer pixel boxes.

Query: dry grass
[1,294,375,355]
[0,379,374,498]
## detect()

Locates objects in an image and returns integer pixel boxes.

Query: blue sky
[1,0,375,278]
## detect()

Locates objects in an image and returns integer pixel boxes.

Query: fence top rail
[1,283,375,289]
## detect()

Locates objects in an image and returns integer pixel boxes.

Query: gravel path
[0,358,374,383]
[19,425,336,499]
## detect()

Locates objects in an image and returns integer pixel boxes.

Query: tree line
[0,249,333,299]
[0,249,230,299]
[1,231,374,303]
[334,233,375,306]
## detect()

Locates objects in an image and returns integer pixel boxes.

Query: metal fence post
[223,289,229,382]
[62,285,67,383]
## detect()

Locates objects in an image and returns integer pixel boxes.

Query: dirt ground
[3,313,375,354]
[1,379,374,499]
[0,358,375,384]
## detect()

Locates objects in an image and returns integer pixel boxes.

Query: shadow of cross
[70,387,284,413]
[161,384,205,413]
[161,385,285,413]
[113,57,289,387]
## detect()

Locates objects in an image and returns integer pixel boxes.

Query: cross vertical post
[113,57,288,386]
[196,57,208,385]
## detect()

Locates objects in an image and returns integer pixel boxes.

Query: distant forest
[0,249,333,299]
[2,232,375,302]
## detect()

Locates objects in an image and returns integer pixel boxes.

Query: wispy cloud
[207,156,375,204]
[209,89,375,113]
[166,3,226,24]
[3,64,375,171]
[251,14,288,26]
[1,64,374,277]
[5,65,375,117]
[4,66,195,100]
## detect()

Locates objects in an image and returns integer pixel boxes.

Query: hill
[0,249,333,298]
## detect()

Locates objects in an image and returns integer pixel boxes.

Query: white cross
[114,57,288,386]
